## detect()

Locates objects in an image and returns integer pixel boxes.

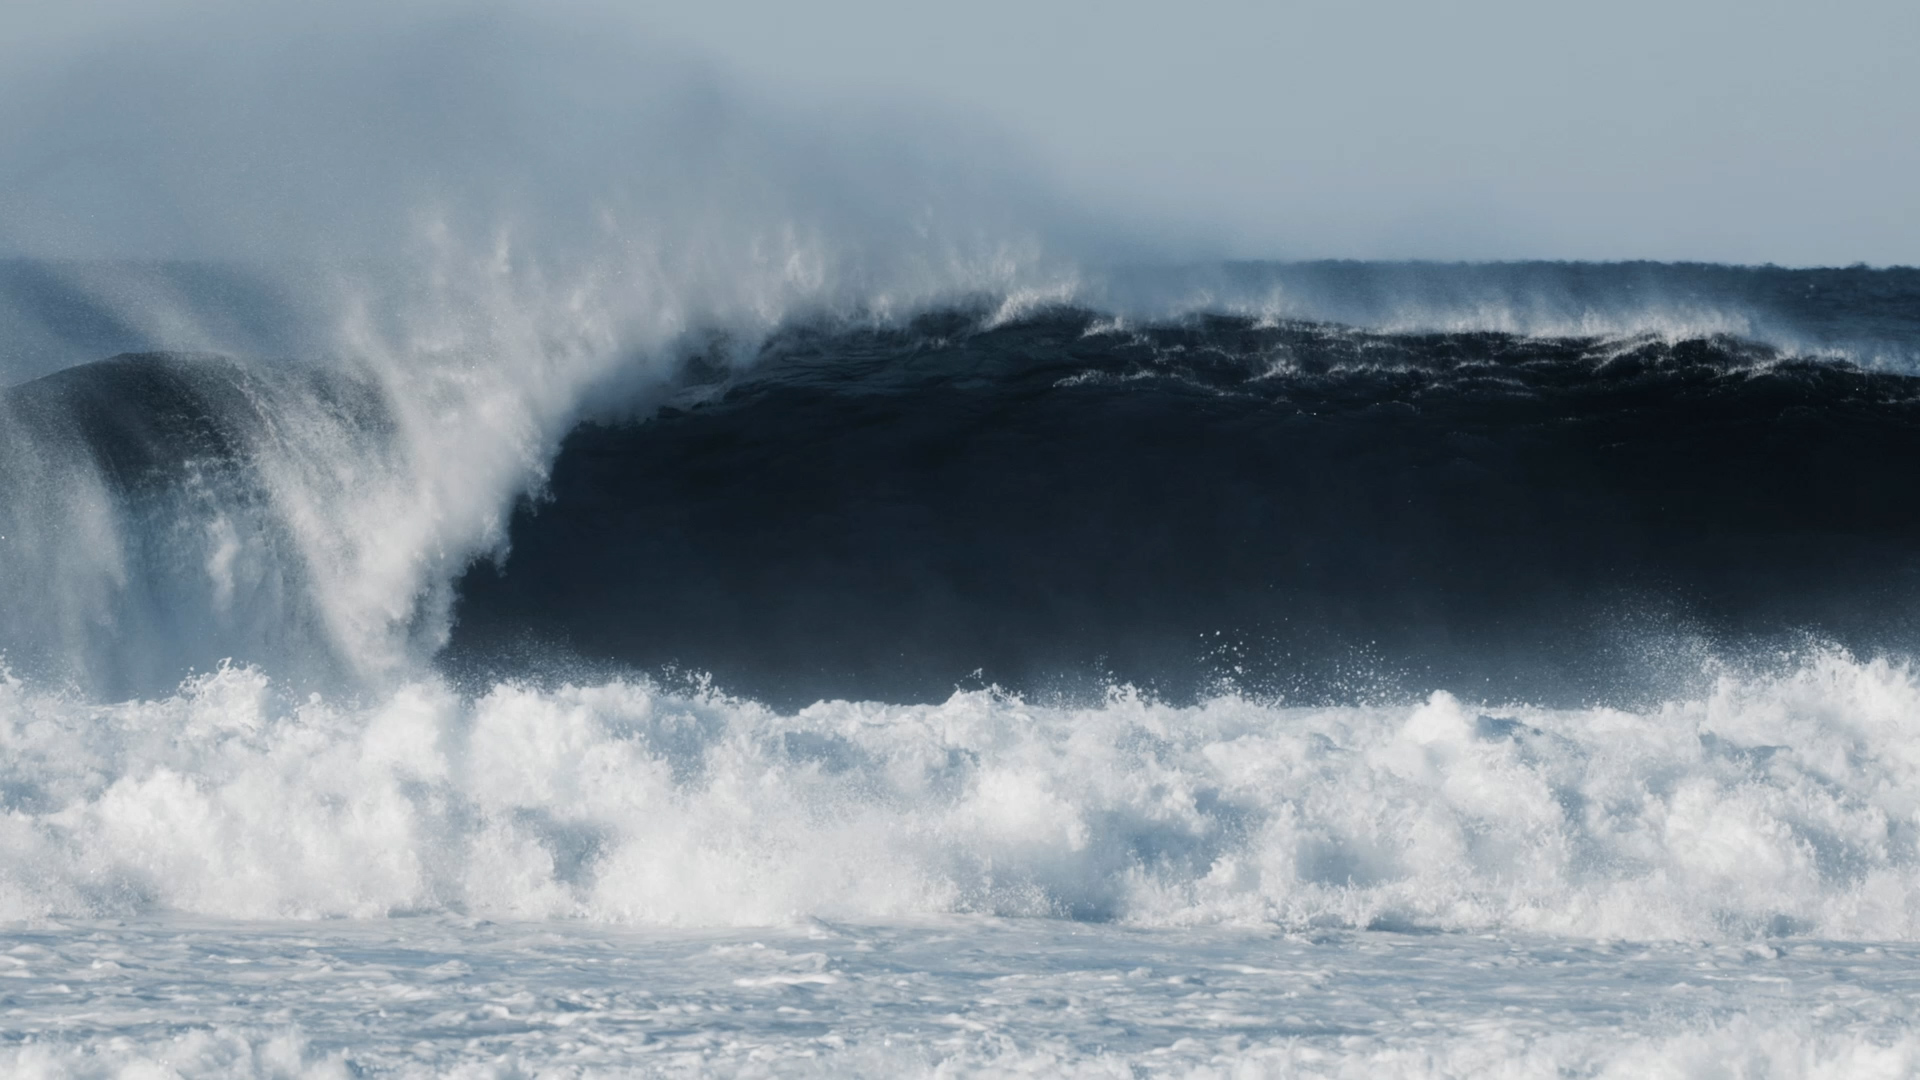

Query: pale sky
[4,0,1916,265]
[625,0,1920,265]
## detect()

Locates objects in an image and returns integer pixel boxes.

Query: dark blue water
[447,298,1920,707]
[8,260,1920,706]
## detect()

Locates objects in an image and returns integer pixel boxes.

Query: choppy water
[7,918,1919,1078]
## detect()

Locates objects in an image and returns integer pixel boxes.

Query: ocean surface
[4,259,1920,1077]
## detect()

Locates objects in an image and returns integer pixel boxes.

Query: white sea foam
[2,649,1916,940]
[7,1011,1914,1079]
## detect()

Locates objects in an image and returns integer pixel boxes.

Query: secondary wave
[2,648,1917,941]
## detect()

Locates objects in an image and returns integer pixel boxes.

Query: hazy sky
[6,0,1917,265]
[630,0,1920,265]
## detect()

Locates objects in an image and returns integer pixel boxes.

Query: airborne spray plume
[0,1,1083,696]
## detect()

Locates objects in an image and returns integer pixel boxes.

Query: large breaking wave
[10,286,1920,703]
[8,267,1920,944]
[4,3,1920,946]
[6,289,1920,940]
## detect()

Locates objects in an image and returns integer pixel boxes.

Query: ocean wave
[8,301,1920,702]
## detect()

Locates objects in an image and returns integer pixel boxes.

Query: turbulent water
[2,257,1920,1076]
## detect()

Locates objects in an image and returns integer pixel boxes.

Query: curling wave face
[11,280,1920,704]
[451,301,1920,707]
[3,648,1918,941]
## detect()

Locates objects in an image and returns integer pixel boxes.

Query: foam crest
[1,650,1915,939]
[1081,262,1920,369]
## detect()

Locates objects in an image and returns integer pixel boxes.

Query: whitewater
[5,655,1920,1075]
[5,5,1920,1077]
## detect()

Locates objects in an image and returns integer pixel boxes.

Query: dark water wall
[449,306,1920,708]
[9,262,1920,706]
